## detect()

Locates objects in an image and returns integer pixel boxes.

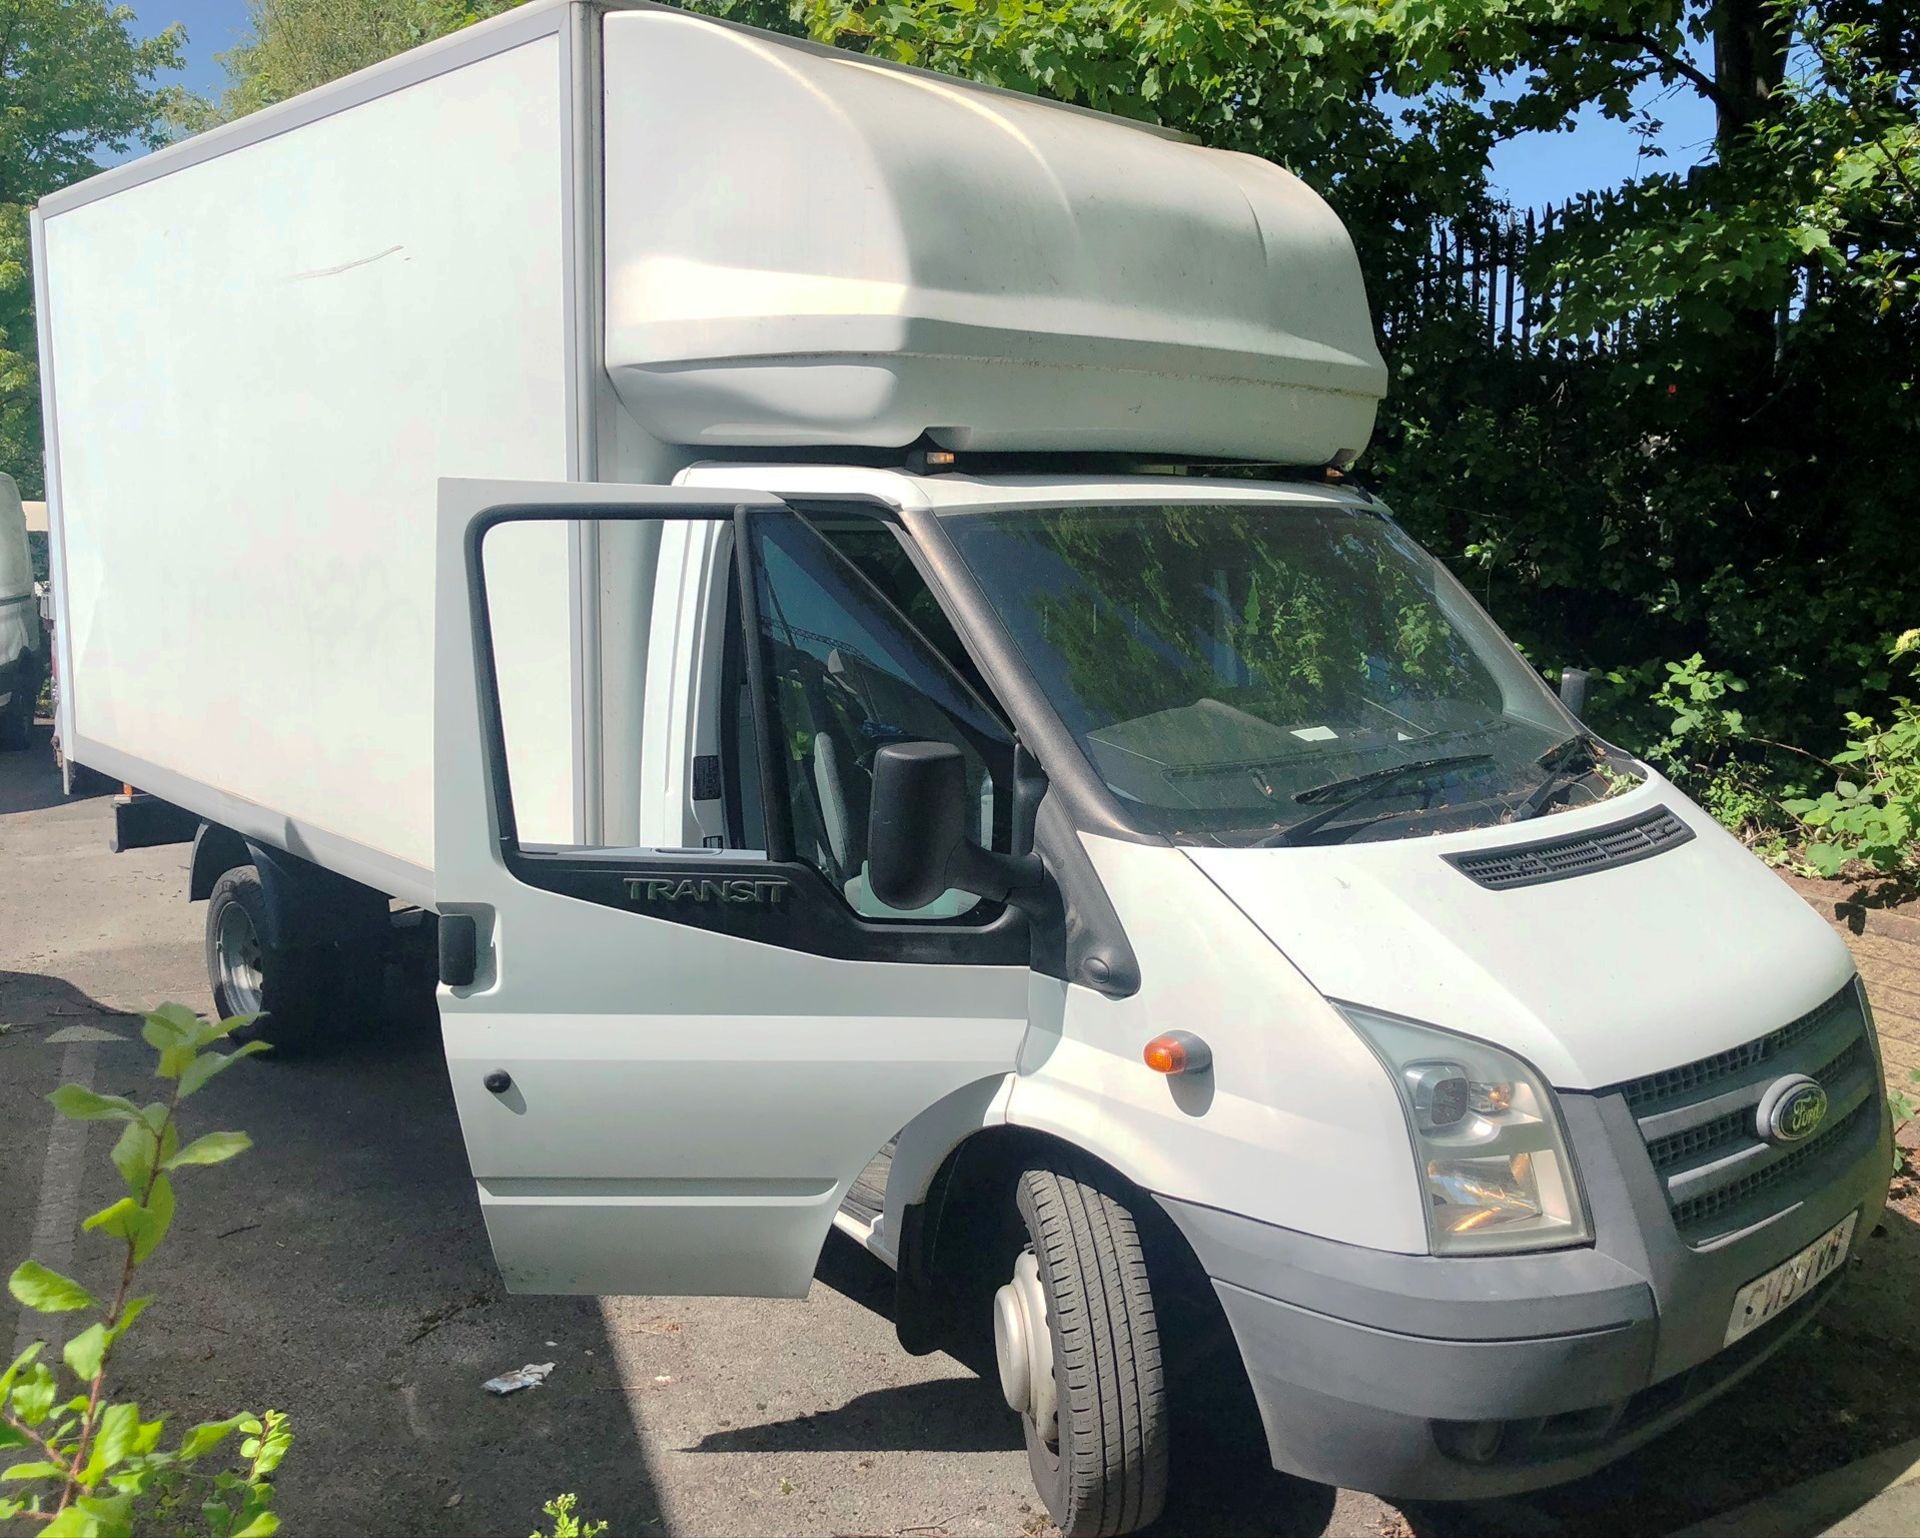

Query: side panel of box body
[38,18,582,900]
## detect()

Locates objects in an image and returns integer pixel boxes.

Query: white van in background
[35,4,1891,1531]
[0,472,45,752]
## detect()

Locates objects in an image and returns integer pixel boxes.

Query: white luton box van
[36,1,1892,1529]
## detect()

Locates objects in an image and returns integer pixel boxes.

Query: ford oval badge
[1757,1075,1829,1147]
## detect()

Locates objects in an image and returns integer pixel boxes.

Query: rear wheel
[995,1157,1169,1537]
[0,688,30,751]
[204,866,379,1051]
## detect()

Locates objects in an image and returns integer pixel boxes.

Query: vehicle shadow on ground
[0,722,113,815]
[689,1372,1025,1455]
[793,1230,1342,1537]
[0,966,672,1538]
[795,1171,1920,1538]
[0,969,139,1030]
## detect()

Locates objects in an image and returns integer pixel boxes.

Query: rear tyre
[998,1156,1169,1538]
[204,865,379,1053]
[0,689,30,751]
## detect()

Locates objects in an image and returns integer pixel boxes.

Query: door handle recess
[439,913,479,986]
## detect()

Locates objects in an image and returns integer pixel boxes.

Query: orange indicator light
[1144,1032,1211,1075]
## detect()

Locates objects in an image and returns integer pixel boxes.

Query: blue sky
[125,0,1718,207]
[134,0,248,98]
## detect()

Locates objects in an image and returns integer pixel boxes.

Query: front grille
[1640,1023,1870,1169]
[1669,1099,1877,1233]
[1646,1107,1750,1173]
[1620,988,1855,1114]
[1446,807,1694,891]
[1612,983,1877,1245]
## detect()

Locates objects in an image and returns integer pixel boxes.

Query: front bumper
[1158,1081,1891,1500]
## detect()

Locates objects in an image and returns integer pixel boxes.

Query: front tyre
[997,1157,1169,1537]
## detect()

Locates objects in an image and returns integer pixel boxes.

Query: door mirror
[1558,667,1591,718]
[869,742,1040,912]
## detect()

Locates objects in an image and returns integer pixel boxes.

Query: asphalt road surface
[0,727,1394,1538]
[1,724,1900,1538]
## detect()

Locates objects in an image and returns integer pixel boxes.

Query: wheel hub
[993,1248,1057,1442]
[215,902,266,1016]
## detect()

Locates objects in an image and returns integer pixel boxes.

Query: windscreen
[939,501,1576,845]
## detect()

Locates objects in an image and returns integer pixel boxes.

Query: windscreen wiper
[1513,734,1599,821]
[1263,753,1494,846]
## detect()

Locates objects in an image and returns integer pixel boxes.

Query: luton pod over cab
[35,2,1892,1531]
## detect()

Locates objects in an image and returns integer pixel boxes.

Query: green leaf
[109,1121,154,1196]
[178,1414,249,1461]
[47,1085,140,1123]
[9,1261,99,1314]
[1806,841,1850,876]
[146,1002,201,1035]
[110,1298,151,1344]
[163,1131,252,1170]
[134,1176,174,1264]
[156,1045,196,1081]
[1,1459,65,1480]
[0,1342,43,1402]
[11,1364,56,1426]
[208,1013,262,1041]
[232,1511,281,1538]
[80,1401,139,1487]
[140,1010,192,1051]
[63,1324,108,1384]
[83,1176,174,1263]
[83,1198,145,1244]
[42,1505,109,1537]
[250,1411,291,1475]
[178,1041,270,1098]
[76,1491,136,1538]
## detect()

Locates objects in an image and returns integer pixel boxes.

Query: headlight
[1338,1003,1590,1256]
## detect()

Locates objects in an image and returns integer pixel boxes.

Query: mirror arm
[1009,741,1048,858]
[949,844,1047,912]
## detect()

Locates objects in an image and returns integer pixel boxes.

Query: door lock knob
[483,1070,512,1095]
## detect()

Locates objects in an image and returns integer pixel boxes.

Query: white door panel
[435,478,1030,1298]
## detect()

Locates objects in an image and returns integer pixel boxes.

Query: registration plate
[1724,1211,1857,1347]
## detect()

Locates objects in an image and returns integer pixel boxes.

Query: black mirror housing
[869,741,971,911]
[1559,666,1590,717]
[868,741,1041,913]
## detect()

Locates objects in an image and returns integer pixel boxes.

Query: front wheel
[994,1157,1169,1537]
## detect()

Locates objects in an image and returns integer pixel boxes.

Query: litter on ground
[483,1362,555,1395]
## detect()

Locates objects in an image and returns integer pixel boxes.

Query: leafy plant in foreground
[2,1004,289,1536]
[530,1492,608,1538]
[1786,631,1920,879]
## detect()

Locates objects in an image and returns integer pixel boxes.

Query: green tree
[0,1,194,497]
[781,0,1915,791]
[177,0,1920,824]
[217,0,610,114]
[218,0,444,115]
